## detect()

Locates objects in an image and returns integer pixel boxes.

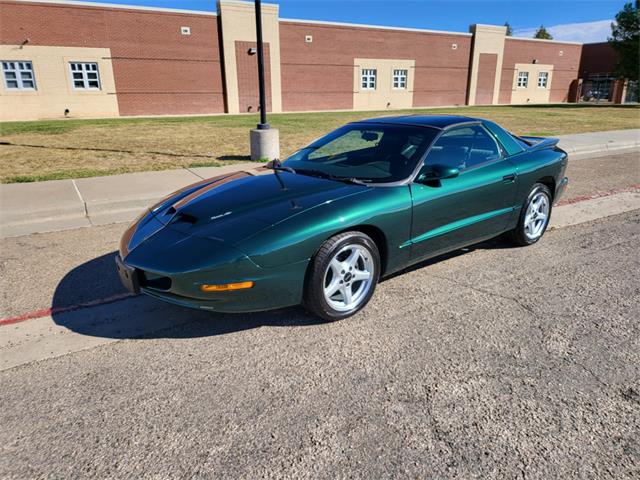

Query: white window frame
[361,68,376,90]
[69,62,101,90]
[537,71,549,88]
[392,69,408,90]
[516,71,529,88]
[2,61,36,90]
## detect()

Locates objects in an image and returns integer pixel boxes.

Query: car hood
[151,170,367,245]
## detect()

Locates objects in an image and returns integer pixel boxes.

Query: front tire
[303,231,380,321]
[508,183,552,246]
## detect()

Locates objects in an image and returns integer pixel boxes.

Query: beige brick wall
[217,0,282,114]
[352,58,415,110]
[0,45,119,120]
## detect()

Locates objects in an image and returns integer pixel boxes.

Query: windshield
[283,123,439,183]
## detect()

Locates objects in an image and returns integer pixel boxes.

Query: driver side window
[425,125,502,171]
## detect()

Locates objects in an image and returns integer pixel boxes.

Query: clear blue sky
[80,0,626,42]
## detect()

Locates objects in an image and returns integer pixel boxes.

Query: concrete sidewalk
[0,162,258,237]
[1,129,638,238]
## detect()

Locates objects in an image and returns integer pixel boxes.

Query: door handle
[502,173,516,183]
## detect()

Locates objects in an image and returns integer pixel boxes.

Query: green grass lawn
[0,104,638,183]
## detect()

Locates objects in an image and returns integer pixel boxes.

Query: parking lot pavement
[1,211,639,477]
[562,150,639,200]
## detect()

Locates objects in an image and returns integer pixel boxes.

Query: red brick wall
[579,42,619,76]
[279,21,472,111]
[475,53,497,105]
[0,1,225,115]
[499,38,581,103]
[235,41,272,113]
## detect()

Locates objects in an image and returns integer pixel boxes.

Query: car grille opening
[139,271,172,291]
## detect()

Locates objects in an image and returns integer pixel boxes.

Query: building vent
[181,26,191,36]
[559,50,564,56]
[305,35,313,43]
[451,43,458,50]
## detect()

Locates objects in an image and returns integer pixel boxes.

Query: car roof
[354,114,481,129]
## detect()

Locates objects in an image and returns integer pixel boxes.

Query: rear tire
[303,231,380,321]
[507,183,552,246]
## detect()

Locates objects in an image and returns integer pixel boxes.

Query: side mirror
[416,164,460,183]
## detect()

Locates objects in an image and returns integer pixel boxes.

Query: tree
[534,25,553,39]
[609,0,639,88]
[504,21,513,36]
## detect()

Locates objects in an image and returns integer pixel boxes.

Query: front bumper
[117,206,311,313]
[116,253,309,313]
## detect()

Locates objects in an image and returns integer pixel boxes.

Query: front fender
[237,185,413,273]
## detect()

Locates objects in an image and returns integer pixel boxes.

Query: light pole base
[250,127,280,161]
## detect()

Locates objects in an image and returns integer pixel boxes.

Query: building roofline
[6,0,218,16]
[508,36,582,46]
[219,0,278,9]
[6,0,586,45]
[280,17,473,37]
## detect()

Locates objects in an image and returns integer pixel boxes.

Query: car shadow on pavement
[51,251,323,340]
[52,237,516,339]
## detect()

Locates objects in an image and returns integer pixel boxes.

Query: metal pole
[254,0,269,129]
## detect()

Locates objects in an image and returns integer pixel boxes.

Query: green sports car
[116,115,568,320]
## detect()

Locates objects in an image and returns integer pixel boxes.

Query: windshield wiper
[265,159,296,174]
[295,168,370,186]
[273,165,296,174]
[334,176,369,186]
[266,161,369,186]
[264,159,295,190]
[264,158,296,173]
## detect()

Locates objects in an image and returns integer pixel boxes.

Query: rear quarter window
[483,120,525,156]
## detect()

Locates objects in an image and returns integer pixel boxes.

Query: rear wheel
[304,231,380,321]
[508,183,552,246]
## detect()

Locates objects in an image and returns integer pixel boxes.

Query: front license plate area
[115,255,141,294]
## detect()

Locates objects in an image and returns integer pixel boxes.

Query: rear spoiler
[518,135,560,152]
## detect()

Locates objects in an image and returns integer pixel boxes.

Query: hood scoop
[160,205,198,226]
[170,211,198,225]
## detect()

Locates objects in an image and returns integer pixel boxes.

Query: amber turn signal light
[200,281,254,292]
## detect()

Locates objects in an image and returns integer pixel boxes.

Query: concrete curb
[550,191,640,230]
[1,131,638,238]
[555,129,640,156]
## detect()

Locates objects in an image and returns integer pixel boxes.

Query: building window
[537,71,549,88]
[361,68,376,90]
[70,62,101,90]
[516,71,529,88]
[393,69,408,89]
[2,61,36,90]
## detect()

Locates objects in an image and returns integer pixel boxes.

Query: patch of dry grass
[1,104,638,183]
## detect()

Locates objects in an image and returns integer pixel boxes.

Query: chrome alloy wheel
[323,244,374,312]
[524,192,550,240]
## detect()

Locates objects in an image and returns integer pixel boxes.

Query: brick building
[0,0,596,120]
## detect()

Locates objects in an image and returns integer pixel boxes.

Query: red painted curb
[556,184,640,206]
[0,292,135,326]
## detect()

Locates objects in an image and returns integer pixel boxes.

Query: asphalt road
[0,152,639,479]
[564,150,639,199]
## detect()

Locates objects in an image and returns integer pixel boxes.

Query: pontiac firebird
[116,115,568,320]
